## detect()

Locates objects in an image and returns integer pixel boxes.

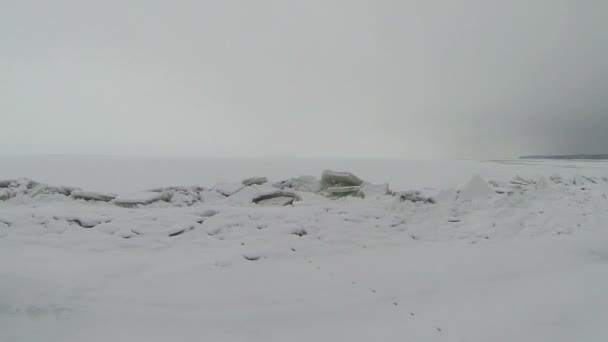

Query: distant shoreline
[520,154,608,160]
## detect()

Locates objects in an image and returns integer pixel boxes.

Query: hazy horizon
[3,0,607,159]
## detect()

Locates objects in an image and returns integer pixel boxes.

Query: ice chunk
[200,190,225,203]
[273,175,321,193]
[272,179,292,189]
[358,184,389,198]
[241,177,268,186]
[290,175,321,192]
[536,176,552,190]
[27,183,48,198]
[0,189,10,201]
[167,223,195,237]
[434,189,458,203]
[252,189,300,204]
[0,180,14,188]
[197,209,219,218]
[62,215,112,228]
[169,192,197,206]
[72,191,117,202]
[573,175,596,186]
[398,191,435,204]
[96,222,121,235]
[114,192,172,207]
[320,170,364,189]
[213,182,244,196]
[45,220,69,234]
[325,186,362,198]
[255,196,295,207]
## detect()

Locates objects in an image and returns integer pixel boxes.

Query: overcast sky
[2,0,607,159]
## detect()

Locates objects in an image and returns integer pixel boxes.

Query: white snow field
[2,156,608,342]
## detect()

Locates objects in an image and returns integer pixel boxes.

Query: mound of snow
[434,189,459,203]
[459,176,494,201]
[535,176,552,190]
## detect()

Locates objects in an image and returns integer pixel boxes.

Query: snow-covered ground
[1,157,608,341]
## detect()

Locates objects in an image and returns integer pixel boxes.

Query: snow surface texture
[1,158,608,341]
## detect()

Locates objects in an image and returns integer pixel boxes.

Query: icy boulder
[114,192,172,207]
[320,170,364,189]
[358,184,389,198]
[242,177,268,186]
[459,176,494,201]
[72,191,117,202]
